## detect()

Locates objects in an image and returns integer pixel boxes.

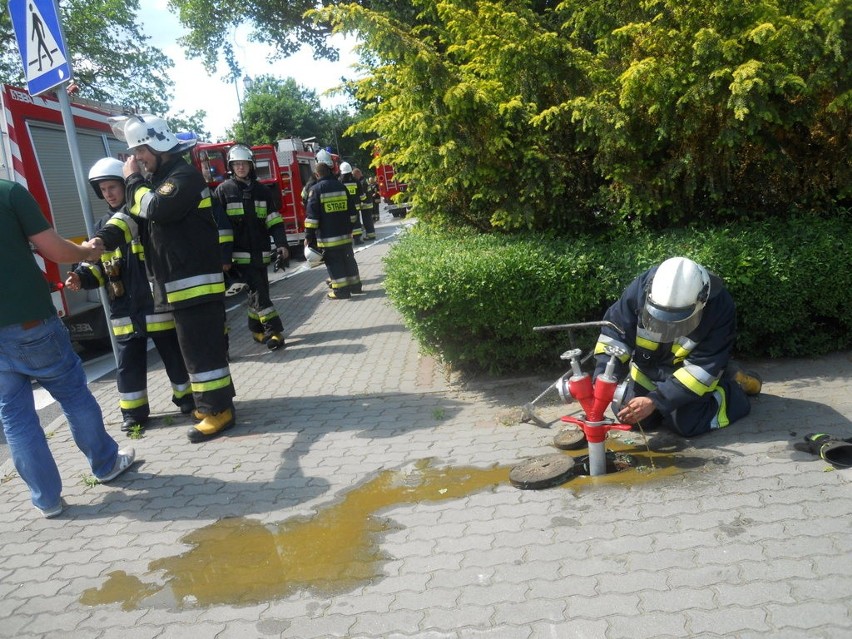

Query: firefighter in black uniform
[66,159,194,433]
[94,114,236,443]
[351,167,376,240]
[338,162,365,245]
[304,150,362,299]
[594,256,762,437]
[215,144,288,350]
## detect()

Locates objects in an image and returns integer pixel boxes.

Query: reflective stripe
[710,387,730,429]
[199,196,213,210]
[165,273,225,303]
[255,202,268,218]
[132,187,155,219]
[225,202,244,216]
[267,214,283,228]
[111,317,136,336]
[232,252,252,264]
[172,382,191,397]
[82,262,105,287]
[119,390,148,410]
[146,312,176,332]
[105,212,138,243]
[256,306,279,323]
[103,248,122,262]
[318,234,353,248]
[629,363,658,391]
[594,335,632,362]
[673,364,719,396]
[219,229,234,243]
[189,367,232,393]
[131,238,145,257]
[305,219,319,229]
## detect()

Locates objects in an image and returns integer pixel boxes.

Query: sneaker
[734,369,762,396]
[266,333,285,351]
[98,448,137,483]
[38,498,66,519]
[187,408,236,443]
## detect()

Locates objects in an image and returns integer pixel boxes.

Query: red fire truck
[0,84,129,346]
[190,138,327,256]
[375,163,411,218]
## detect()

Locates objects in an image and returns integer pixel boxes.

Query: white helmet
[641,257,711,341]
[110,114,196,154]
[339,161,352,174]
[304,246,325,267]
[316,149,334,167]
[87,158,124,199]
[227,144,254,166]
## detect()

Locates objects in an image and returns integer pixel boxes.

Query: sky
[137,0,359,141]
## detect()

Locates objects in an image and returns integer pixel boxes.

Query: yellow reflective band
[318,237,354,248]
[714,387,730,428]
[146,319,176,332]
[105,217,134,244]
[629,363,657,391]
[636,335,660,351]
[190,375,233,393]
[172,384,192,398]
[673,367,717,396]
[226,203,244,216]
[167,282,226,303]
[305,219,319,229]
[219,230,234,243]
[88,264,105,287]
[199,196,213,209]
[130,186,153,217]
[119,391,148,410]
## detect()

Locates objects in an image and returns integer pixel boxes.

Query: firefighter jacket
[214,177,287,267]
[98,156,225,311]
[340,174,364,232]
[593,265,737,418]
[73,210,171,339]
[304,174,355,249]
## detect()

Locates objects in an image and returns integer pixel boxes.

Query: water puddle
[80,447,687,610]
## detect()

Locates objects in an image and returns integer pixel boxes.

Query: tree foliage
[0,0,176,113]
[315,0,849,231]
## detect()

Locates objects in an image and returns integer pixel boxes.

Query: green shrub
[384,215,852,374]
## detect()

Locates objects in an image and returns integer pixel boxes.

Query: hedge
[383,214,852,374]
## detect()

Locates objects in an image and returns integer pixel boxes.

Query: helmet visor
[641,297,704,342]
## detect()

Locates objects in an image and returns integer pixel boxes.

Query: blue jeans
[0,316,118,510]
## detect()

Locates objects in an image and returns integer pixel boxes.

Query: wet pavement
[1,214,851,638]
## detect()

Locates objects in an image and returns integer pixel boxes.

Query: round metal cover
[553,428,587,450]
[510,454,576,490]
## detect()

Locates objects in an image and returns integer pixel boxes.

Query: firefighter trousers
[324,245,361,298]
[360,205,376,239]
[624,374,751,437]
[116,328,191,421]
[243,265,283,337]
[172,301,235,414]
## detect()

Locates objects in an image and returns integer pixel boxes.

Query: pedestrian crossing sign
[8,0,73,96]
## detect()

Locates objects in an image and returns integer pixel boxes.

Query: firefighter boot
[187,407,236,443]
[733,370,762,396]
[266,333,285,351]
[252,332,268,345]
[122,416,147,433]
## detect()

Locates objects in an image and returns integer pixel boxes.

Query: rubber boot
[252,332,268,344]
[187,407,236,443]
[734,369,762,396]
[266,333,285,351]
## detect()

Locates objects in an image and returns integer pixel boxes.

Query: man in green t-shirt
[0,179,136,518]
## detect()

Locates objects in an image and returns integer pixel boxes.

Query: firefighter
[351,167,377,240]
[215,144,289,350]
[338,162,365,244]
[66,159,194,433]
[367,176,381,221]
[92,114,236,444]
[594,256,762,437]
[304,150,362,299]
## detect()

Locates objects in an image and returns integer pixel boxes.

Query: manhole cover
[553,428,586,450]
[510,454,576,490]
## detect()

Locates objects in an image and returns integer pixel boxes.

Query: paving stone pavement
[1,216,851,639]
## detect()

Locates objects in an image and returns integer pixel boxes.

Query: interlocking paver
[1,217,851,638]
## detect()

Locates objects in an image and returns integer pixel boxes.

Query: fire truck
[190,138,329,256]
[375,162,411,218]
[0,83,130,346]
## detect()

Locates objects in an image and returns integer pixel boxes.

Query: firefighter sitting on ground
[66,159,195,433]
[304,150,362,300]
[214,144,288,350]
[339,162,365,245]
[596,256,762,438]
[90,114,236,444]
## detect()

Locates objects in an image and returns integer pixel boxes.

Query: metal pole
[56,84,119,365]
[234,76,245,142]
